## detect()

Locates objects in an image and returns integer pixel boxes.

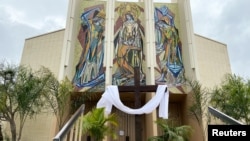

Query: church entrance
[80,88,183,141]
[81,95,146,141]
[111,102,146,141]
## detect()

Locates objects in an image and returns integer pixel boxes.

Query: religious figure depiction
[113,3,145,86]
[154,5,185,85]
[73,6,106,90]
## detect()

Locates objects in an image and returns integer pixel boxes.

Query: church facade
[2,0,231,141]
[63,1,199,139]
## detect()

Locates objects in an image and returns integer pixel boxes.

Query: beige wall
[2,113,56,141]
[20,29,65,78]
[20,113,56,141]
[194,34,232,89]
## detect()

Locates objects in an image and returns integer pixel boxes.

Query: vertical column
[110,0,115,68]
[145,0,156,85]
[183,0,195,69]
[103,3,113,141]
[149,0,157,85]
[182,0,200,80]
[145,0,150,69]
[104,0,115,86]
[144,0,159,139]
[58,0,76,81]
[103,0,108,68]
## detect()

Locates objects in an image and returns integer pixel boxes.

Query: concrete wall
[21,29,65,78]
[194,34,232,89]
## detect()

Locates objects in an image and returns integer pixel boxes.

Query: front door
[110,103,146,141]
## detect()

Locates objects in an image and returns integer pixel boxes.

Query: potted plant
[148,119,193,141]
[81,107,118,141]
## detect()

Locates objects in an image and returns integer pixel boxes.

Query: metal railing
[53,104,85,141]
[208,106,244,125]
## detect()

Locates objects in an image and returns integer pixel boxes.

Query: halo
[118,3,141,21]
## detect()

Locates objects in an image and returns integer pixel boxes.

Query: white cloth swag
[96,85,169,119]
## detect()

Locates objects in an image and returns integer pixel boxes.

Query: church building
[2,0,231,141]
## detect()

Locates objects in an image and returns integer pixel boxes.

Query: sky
[0,0,250,79]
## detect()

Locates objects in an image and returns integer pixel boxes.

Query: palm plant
[81,107,118,141]
[148,119,192,141]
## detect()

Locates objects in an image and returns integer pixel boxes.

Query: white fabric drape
[97,85,169,119]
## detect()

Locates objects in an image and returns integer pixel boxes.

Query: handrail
[208,106,243,125]
[53,104,85,141]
